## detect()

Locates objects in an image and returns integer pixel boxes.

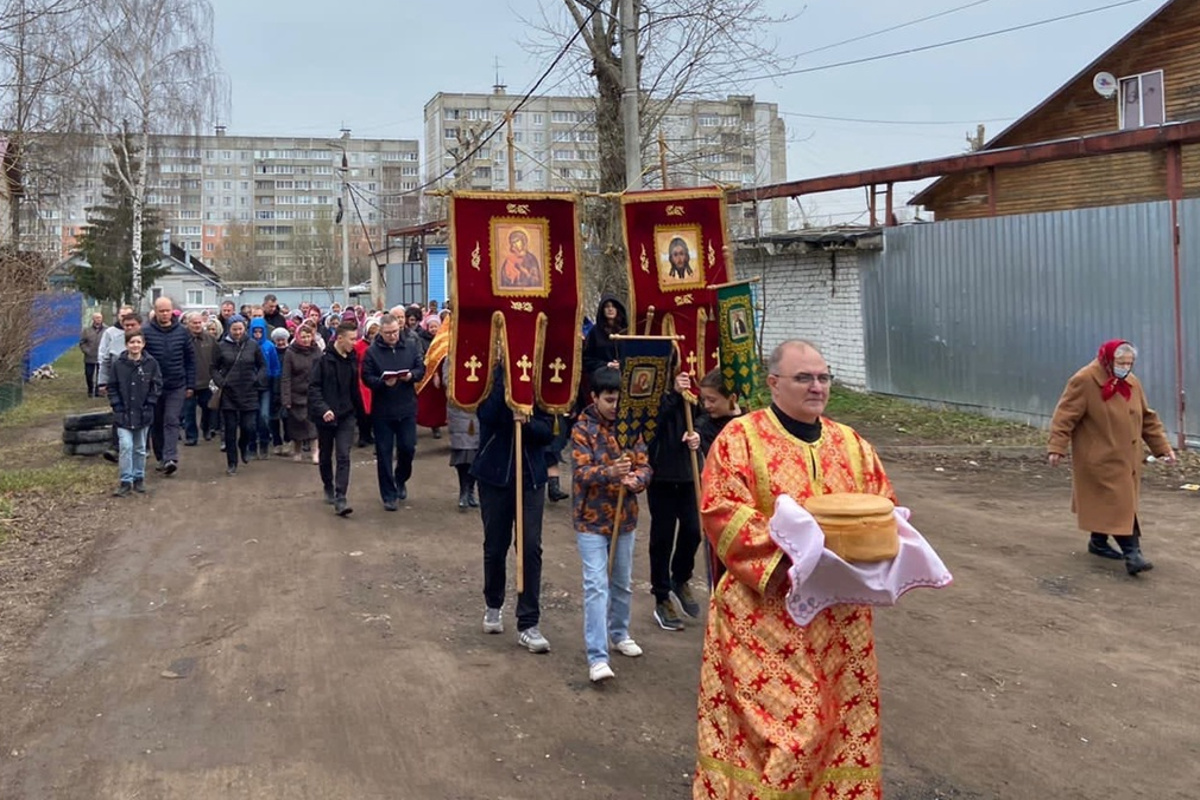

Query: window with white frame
[1119,70,1165,130]
[187,289,204,306]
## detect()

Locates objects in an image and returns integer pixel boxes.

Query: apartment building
[33,129,420,286]
[423,89,788,236]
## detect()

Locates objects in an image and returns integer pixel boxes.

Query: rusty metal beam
[728,120,1200,205]
[386,219,447,238]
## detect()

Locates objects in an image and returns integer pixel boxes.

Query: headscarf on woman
[1097,338,1133,401]
[417,313,452,394]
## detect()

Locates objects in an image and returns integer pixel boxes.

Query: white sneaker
[483,607,503,634]
[518,626,551,654]
[611,638,643,658]
[589,662,615,683]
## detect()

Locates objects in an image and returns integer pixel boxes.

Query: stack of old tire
[62,410,114,457]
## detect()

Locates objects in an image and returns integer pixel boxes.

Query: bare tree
[76,0,225,310]
[0,0,97,251]
[525,0,794,296]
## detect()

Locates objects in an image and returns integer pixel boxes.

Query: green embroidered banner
[613,336,676,451]
[716,281,759,401]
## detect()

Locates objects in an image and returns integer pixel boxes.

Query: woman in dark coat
[282,323,319,461]
[212,316,266,475]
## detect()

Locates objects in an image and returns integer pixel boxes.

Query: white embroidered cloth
[768,495,953,626]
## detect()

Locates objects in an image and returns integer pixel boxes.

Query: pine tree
[72,137,166,304]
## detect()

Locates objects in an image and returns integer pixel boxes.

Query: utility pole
[620,0,641,191]
[506,112,517,190]
[337,150,350,307]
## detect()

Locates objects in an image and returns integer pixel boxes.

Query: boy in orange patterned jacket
[571,366,652,684]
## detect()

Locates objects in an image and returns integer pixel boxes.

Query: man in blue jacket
[471,364,555,654]
[361,314,425,511]
[249,318,281,459]
[141,297,195,476]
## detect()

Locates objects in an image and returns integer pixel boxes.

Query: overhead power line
[780,111,1016,126]
[793,0,997,59]
[744,0,1150,82]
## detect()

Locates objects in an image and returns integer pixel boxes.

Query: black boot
[1087,533,1123,560]
[457,469,469,511]
[547,475,569,503]
[466,476,478,508]
[1116,535,1154,576]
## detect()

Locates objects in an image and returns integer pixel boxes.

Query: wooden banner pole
[707,276,761,291]
[682,395,712,590]
[608,481,628,577]
[643,305,656,335]
[514,419,525,594]
[658,130,669,190]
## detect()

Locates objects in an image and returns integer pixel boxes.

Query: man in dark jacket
[309,320,363,516]
[262,293,289,331]
[79,312,105,397]
[183,312,217,445]
[646,372,703,631]
[361,313,425,510]
[471,365,556,654]
[141,298,195,475]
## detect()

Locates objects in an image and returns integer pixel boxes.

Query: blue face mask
[1114,366,1131,380]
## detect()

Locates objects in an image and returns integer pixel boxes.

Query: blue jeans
[576,530,636,666]
[256,387,281,447]
[117,426,149,484]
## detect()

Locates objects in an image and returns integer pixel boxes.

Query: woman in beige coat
[1047,339,1176,575]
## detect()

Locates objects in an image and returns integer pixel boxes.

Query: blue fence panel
[427,245,449,305]
[24,291,83,378]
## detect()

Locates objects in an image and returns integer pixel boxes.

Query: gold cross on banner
[517,354,533,382]
[686,350,698,375]
[549,357,566,384]
[464,355,483,383]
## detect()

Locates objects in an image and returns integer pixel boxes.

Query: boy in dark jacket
[471,365,556,654]
[571,366,652,683]
[361,313,425,510]
[108,330,162,496]
[646,371,703,630]
[309,320,364,516]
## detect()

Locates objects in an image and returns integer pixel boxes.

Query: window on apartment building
[699,114,719,127]
[551,111,574,124]
[222,181,232,190]
[515,170,523,182]
[445,108,460,120]
[532,113,544,125]
[1120,70,1165,130]
[532,132,544,144]
[187,289,203,305]
[204,180,215,190]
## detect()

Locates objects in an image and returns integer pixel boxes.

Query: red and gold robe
[695,408,896,800]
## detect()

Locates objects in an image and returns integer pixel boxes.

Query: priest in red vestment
[695,340,896,800]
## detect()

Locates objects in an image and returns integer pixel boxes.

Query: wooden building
[913,0,1200,220]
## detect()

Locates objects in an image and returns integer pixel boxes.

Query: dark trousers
[318,415,356,498]
[647,480,702,602]
[373,416,416,503]
[85,362,99,397]
[182,388,214,443]
[222,409,257,468]
[357,411,374,445]
[479,480,544,632]
[151,386,187,464]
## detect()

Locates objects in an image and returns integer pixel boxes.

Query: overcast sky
[210,0,1161,222]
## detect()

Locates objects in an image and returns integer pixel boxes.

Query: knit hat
[270,327,290,342]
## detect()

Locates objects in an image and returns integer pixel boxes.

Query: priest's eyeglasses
[771,372,834,386]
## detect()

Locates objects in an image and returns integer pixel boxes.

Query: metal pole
[340,163,351,307]
[620,0,641,191]
[507,113,517,191]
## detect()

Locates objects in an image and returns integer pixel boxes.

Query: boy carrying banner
[571,366,652,683]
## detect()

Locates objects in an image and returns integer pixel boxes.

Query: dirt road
[1,434,1198,799]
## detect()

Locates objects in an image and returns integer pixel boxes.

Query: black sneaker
[334,498,353,517]
[163,460,177,476]
[132,479,146,494]
[671,582,702,618]
[184,440,198,447]
[154,462,165,472]
[226,466,237,476]
[653,600,685,632]
[102,449,118,463]
[112,482,131,498]
[397,484,408,501]
[383,500,398,512]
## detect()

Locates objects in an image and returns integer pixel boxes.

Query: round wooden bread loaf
[803,493,899,563]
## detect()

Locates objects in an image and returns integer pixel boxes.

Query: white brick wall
[745,249,867,389]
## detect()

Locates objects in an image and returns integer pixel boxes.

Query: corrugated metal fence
[860,199,1198,442]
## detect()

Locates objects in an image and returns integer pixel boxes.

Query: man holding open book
[362,313,426,512]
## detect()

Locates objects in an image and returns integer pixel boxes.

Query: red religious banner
[621,187,733,386]
[448,192,584,414]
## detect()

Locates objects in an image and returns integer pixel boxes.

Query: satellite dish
[1093,72,1118,99]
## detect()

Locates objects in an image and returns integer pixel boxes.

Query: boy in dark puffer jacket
[108,330,162,496]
